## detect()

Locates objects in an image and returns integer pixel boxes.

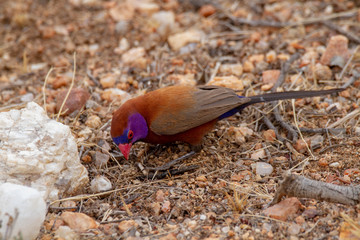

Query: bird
[110,85,343,160]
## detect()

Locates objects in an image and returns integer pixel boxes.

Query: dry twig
[271,172,360,205]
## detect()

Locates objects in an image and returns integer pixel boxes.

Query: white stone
[152,11,175,37]
[55,226,79,240]
[0,183,46,240]
[90,176,112,193]
[121,47,145,64]
[222,226,230,233]
[255,162,273,176]
[310,135,324,148]
[20,93,34,102]
[95,151,110,167]
[114,38,130,54]
[329,162,340,168]
[30,63,47,71]
[0,102,89,201]
[168,30,204,51]
[251,149,266,160]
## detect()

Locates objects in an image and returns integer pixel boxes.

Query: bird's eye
[128,130,134,139]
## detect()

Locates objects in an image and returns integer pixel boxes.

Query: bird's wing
[149,85,250,135]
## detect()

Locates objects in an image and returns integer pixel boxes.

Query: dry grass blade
[42,66,54,115]
[328,108,360,128]
[56,52,76,121]
[291,99,315,159]
[119,191,133,216]
[341,212,360,238]
[224,190,248,213]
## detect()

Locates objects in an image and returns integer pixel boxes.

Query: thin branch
[272,53,301,92]
[224,9,358,28]
[271,172,360,205]
[322,21,360,44]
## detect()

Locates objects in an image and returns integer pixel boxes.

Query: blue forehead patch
[112,130,128,145]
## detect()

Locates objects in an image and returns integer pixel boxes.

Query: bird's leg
[146,144,164,157]
[191,144,202,153]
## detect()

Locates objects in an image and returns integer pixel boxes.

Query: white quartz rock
[0,183,46,240]
[0,102,89,201]
[90,175,112,193]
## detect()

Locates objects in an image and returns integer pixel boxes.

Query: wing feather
[150,86,250,135]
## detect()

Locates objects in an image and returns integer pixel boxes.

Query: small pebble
[222,226,230,234]
[263,129,276,142]
[207,76,244,91]
[265,50,277,63]
[320,35,350,67]
[90,175,112,193]
[198,4,216,17]
[85,115,101,128]
[262,70,280,84]
[329,162,340,168]
[243,61,254,72]
[288,223,301,235]
[313,63,332,80]
[219,64,243,76]
[20,93,34,102]
[100,75,116,88]
[118,220,138,234]
[251,148,266,160]
[61,212,98,232]
[155,190,165,202]
[95,151,110,167]
[261,83,274,91]
[56,88,90,116]
[318,157,328,167]
[256,162,273,176]
[161,200,171,213]
[168,30,203,51]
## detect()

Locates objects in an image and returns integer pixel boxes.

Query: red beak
[118,143,132,160]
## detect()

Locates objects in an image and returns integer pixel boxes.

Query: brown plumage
[110,85,344,159]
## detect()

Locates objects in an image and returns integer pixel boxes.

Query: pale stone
[263,197,301,221]
[161,200,171,213]
[61,212,99,232]
[312,63,332,80]
[100,75,116,88]
[133,1,159,15]
[320,35,350,67]
[219,64,243,76]
[118,220,138,233]
[227,126,254,144]
[101,88,131,102]
[114,38,130,54]
[0,102,89,201]
[55,226,80,240]
[90,175,112,193]
[207,75,244,91]
[121,47,146,66]
[256,162,273,176]
[0,183,46,240]
[262,70,280,84]
[168,30,204,51]
[151,11,175,37]
[85,115,102,128]
[167,73,196,86]
[251,149,266,160]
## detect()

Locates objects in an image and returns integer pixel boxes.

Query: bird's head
[111,109,148,160]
